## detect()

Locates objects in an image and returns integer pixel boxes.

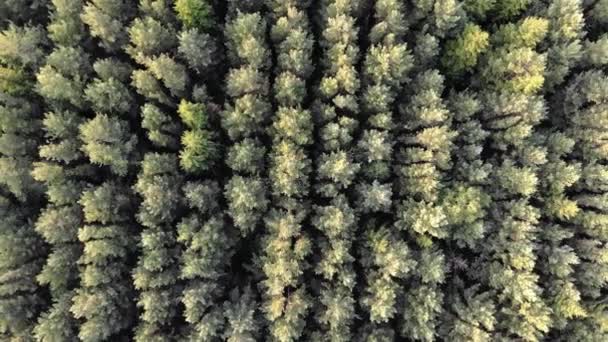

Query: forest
[1,0,608,341]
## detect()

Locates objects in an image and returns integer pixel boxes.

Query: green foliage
[81,0,133,51]
[442,24,489,74]
[72,183,135,342]
[3,2,608,342]
[0,25,46,68]
[591,0,608,25]
[133,153,183,341]
[127,17,176,64]
[0,198,46,340]
[225,176,268,235]
[584,35,608,67]
[360,227,415,322]
[228,138,266,174]
[261,206,312,341]
[174,0,213,30]
[464,0,496,18]
[80,114,137,176]
[36,46,91,107]
[85,59,133,114]
[483,47,547,94]
[47,0,85,46]
[178,28,218,73]
[493,17,549,48]
[178,181,235,341]
[178,99,218,173]
[495,0,532,18]
[141,103,181,148]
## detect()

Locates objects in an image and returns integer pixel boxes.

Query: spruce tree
[129,2,182,340]
[0,23,48,341]
[261,1,315,341]
[71,182,137,341]
[222,8,270,236]
[31,1,94,339]
[133,153,184,341]
[395,69,453,341]
[441,91,495,341]
[178,180,236,340]
[311,1,362,340]
[477,16,552,341]
[70,2,138,340]
[561,70,608,340]
[535,131,585,332]
[542,0,584,91]
[354,1,416,338]
[1,1,608,340]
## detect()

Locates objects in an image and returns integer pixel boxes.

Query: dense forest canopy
[1,0,608,341]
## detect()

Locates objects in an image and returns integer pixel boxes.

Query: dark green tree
[222,10,270,236]
[310,1,362,340]
[132,153,184,341]
[178,181,236,340]
[477,17,552,341]
[70,3,138,340]
[32,2,93,339]
[81,0,134,52]
[395,69,453,341]
[0,24,48,341]
[354,0,416,338]
[441,92,495,341]
[542,0,585,91]
[260,1,315,341]
[561,70,608,340]
[71,183,136,341]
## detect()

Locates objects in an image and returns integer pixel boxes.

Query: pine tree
[127,5,182,107]
[129,2,183,340]
[0,23,48,340]
[535,132,585,332]
[561,70,608,340]
[178,99,219,174]
[81,0,134,52]
[132,153,184,341]
[71,182,136,341]
[542,0,585,91]
[441,92,495,341]
[80,60,137,176]
[395,69,453,341]
[178,180,236,340]
[477,16,552,341]
[222,7,270,236]
[70,3,138,340]
[31,1,94,339]
[261,1,315,341]
[442,23,490,75]
[311,1,361,340]
[354,0,416,337]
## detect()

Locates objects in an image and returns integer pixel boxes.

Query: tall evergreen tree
[561,69,608,340]
[31,1,95,339]
[354,1,416,339]
[71,182,136,341]
[0,23,48,341]
[395,69,453,341]
[70,2,138,340]
[310,1,362,340]
[441,91,495,341]
[133,152,184,341]
[222,7,270,237]
[261,1,315,341]
[477,16,552,341]
[542,0,585,91]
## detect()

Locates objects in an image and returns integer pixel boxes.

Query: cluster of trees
[1,0,608,341]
